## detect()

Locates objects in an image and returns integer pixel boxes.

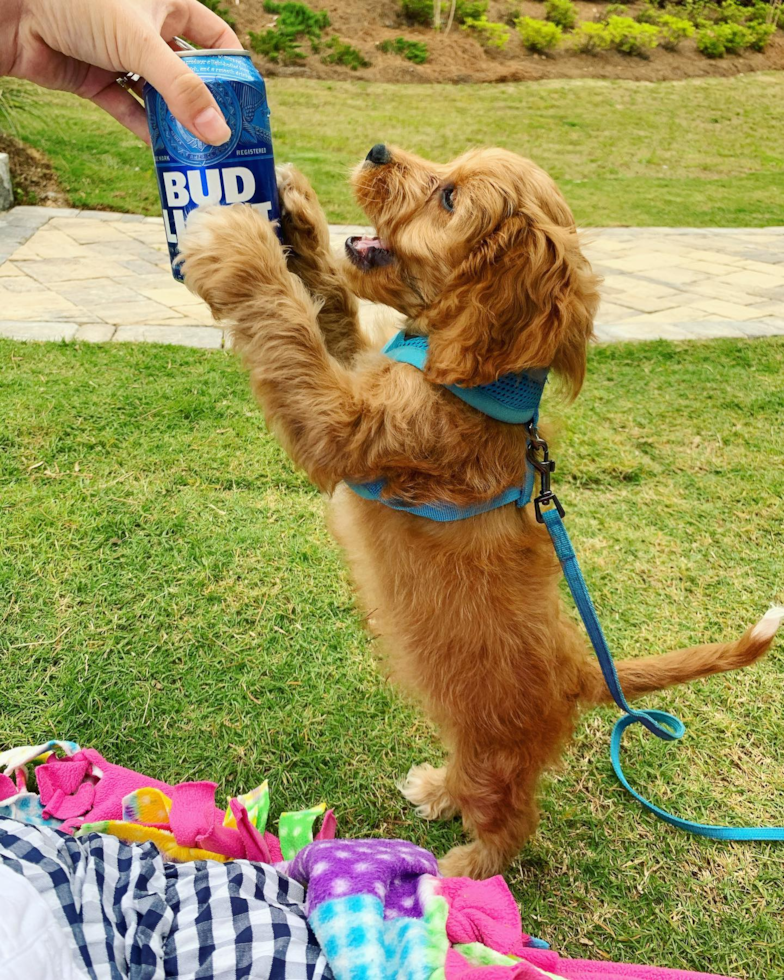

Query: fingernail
[194,107,231,146]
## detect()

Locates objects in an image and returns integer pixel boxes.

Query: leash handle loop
[534,433,784,840]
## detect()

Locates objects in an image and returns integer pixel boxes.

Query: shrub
[716,20,751,50]
[745,1,764,22]
[746,20,776,48]
[505,1,522,25]
[198,0,236,29]
[678,0,716,17]
[572,20,612,52]
[657,13,695,47]
[250,1,331,62]
[748,2,781,28]
[671,0,725,27]
[451,0,490,24]
[321,36,370,68]
[696,26,726,54]
[604,15,660,55]
[263,0,330,35]
[515,16,562,51]
[635,2,661,25]
[602,3,630,21]
[249,28,305,60]
[544,0,577,29]
[400,0,487,27]
[378,36,430,62]
[714,0,746,23]
[462,15,511,46]
[400,0,433,24]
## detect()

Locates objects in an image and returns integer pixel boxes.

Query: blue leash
[530,429,784,841]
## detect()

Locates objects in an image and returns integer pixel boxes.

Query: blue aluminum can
[144,50,280,281]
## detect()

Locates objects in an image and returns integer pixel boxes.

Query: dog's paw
[179,204,287,317]
[398,764,458,821]
[438,841,507,880]
[277,163,331,256]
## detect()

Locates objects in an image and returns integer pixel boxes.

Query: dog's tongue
[353,236,388,255]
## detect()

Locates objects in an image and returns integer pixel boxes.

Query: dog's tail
[582,606,784,705]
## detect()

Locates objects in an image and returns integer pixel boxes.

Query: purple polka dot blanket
[288,838,739,980]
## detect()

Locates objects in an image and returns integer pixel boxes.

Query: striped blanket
[0,818,329,979]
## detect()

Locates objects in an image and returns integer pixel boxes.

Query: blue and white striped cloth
[0,818,332,979]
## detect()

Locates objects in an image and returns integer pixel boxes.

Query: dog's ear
[420,210,599,396]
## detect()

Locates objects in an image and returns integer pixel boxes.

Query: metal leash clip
[525,420,565,524]
[115,72,143,104]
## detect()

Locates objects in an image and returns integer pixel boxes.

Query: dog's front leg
[277,164,365,364]
[180,204,364,491]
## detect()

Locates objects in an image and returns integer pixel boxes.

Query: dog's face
[345,145,599,393]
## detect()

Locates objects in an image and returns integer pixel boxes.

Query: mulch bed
[0,133,68,208]
[233,0,784,83]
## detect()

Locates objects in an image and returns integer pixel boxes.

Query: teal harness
[347,331,548,521]
[348,330,784,842]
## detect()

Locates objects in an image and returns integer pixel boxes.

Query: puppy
[180,145,782,878]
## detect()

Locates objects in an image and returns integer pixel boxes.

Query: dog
[180,145,783,878]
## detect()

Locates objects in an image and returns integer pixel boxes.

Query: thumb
[138,35,231,145]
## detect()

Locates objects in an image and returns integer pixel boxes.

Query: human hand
[2,0,241,145]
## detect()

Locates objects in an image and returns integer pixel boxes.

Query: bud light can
[144,50,280,281]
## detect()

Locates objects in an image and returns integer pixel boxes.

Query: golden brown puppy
[180,146,782,878]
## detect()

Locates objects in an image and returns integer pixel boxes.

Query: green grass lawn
[11,71,784,226]
[1,336,783,976]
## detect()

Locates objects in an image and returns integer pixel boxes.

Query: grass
[1,336,783,976]
[8,72,784,225]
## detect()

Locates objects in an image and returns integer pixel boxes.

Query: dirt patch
[0,133,69,208]
[231,0,784,83]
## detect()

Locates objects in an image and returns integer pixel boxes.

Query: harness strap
[347,331,547,520]
[540,504,784,841]
[348,467,535,523]
[381,331,548,425]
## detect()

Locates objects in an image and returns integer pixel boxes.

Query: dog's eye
[440,186,455,212]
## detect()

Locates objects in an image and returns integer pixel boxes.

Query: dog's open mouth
[345,235,394,270]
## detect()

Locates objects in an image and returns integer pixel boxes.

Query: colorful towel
[0,739,335,863]
[290,839,739,980]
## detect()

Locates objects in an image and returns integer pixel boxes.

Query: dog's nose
[366,143,391,166]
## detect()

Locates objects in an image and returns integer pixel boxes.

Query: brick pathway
[0,206,782,347]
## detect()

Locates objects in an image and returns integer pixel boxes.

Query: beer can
[144,50,280,281]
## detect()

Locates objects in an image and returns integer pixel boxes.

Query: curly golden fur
[180,146,781,878]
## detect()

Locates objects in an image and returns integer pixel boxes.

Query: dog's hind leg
[277,164,365,364]
[436,743,545,880]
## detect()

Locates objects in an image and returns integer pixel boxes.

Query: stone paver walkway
[0,206,782,347]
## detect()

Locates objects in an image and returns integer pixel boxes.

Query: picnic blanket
[1,819,737,980]
[0,817,329,980]
[0,740,741,980]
